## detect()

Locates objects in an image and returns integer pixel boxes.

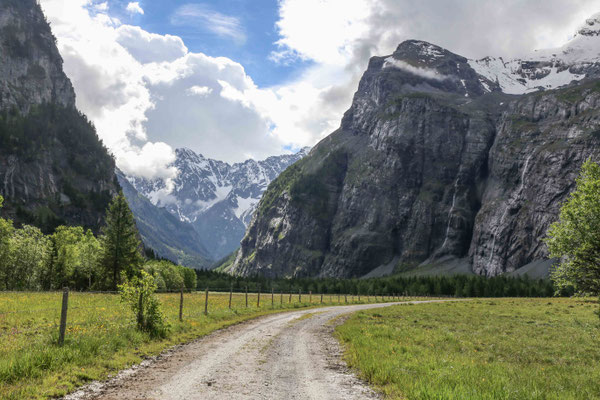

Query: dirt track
[65,300,451,400]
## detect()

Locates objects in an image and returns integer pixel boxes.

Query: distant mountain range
[124,147,309,264]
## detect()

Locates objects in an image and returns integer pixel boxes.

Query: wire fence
[0,288,431,352]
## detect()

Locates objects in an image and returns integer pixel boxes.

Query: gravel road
[65,300,450,400]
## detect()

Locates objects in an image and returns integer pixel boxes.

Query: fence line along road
[0,288,421,345]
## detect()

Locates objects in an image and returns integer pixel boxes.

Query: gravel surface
[64,300,451,400]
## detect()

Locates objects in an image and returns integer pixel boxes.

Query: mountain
[227,16,600,279]
[0,0,119,233]
[469,13,600,94]
[116,169,212,268]
[126,148,310,260]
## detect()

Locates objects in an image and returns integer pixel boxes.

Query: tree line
[0,193,196,291]
[194,269,556,298]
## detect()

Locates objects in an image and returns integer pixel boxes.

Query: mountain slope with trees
[0,0,119,233]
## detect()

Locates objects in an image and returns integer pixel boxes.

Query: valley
[2,1,600,399]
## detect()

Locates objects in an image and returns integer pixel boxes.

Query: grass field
[336,298,600,400]
[0,290,403,399]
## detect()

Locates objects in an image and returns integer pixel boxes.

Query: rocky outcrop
[0,0,119,233]
[229,40,600,278]
[0,0,75,113]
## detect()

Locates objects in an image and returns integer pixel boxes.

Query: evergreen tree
[100,192,143,289]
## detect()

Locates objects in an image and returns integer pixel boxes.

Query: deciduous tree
[546,159,600,296]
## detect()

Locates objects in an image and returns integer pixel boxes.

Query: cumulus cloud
[116,25,188,64]
[170,4,246,44]
[126,2,144,15]
[117,142,177,180]
[37,0,600,181]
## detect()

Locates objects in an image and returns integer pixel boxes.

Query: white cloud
[117,142,177,180]
[116,25,187,64]
[94,2,108,12]
[126,2,144,15]
[170,4,245,44]
[186,85,213,97]
[272,0,371,65]
[383,57,450,81]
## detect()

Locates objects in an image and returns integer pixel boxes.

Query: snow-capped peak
[578,13,600,37]
[127,147,309,259]
[468,12,600,95]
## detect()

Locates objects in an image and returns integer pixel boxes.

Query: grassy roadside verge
[0,291,417,399]
[335,298,600,400]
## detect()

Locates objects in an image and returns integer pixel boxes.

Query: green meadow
[336,298,600,400]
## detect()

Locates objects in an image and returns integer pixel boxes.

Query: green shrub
[119,271,169,338]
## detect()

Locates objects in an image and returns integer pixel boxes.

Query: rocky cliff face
[0,0,119,233]
[229,38,600,278]
[0,0,74,113]
[127,148,309,260]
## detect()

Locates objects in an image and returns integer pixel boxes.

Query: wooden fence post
[271,287,274,308]
[229,284,233,309]
[289,291,292,303]
[320,293,323,304]
[280,290,283,305]
[337,293,340,303]
[257,284,261,308]
[58,287,69,346]
[179,287,184,322]
[309,290,312,304]
[298,289,302,303]
[245,286,248,308]
[204,287,209,315]
[137,290,144,328]
[358,291,361,302]
[345,294,347,303]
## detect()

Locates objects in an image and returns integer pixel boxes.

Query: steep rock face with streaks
[228,37,600,278]
[0,0,119,233]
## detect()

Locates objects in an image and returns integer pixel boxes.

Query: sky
[38,0,600,181]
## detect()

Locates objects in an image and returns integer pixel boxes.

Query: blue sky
[95,0,312,87]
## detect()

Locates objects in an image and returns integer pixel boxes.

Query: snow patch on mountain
[469,14,600,95]
[127,147,310,259]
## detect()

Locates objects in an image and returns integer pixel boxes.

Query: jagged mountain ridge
[116,169,211,268]
[0,0,119,233]
[228,16,600,279]
[127,147,309,259]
